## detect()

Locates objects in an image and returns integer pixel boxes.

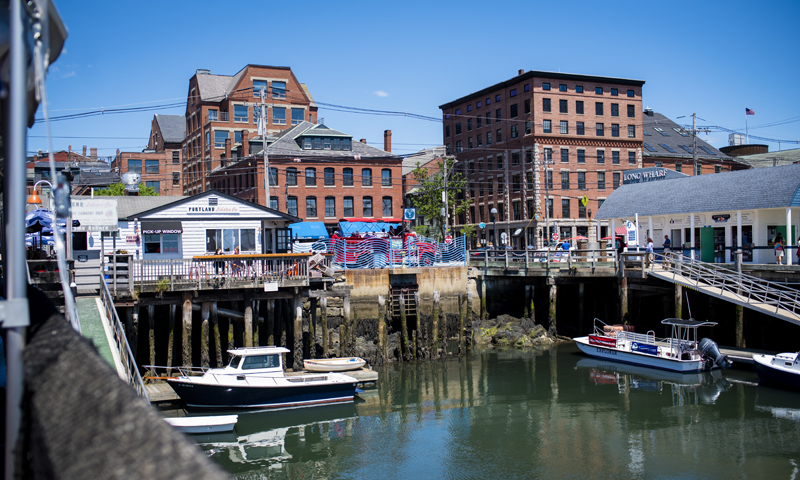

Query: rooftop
[642,112,736,163]
[155,114,186,143]
[733,147,800,168]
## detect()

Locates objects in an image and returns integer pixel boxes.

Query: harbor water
[188,343,800,479]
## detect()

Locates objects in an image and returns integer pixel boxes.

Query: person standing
[662,235,671,253]
[645,237,654,267]
[775,239,785,265]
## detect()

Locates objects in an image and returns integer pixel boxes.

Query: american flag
[746,107,755,115]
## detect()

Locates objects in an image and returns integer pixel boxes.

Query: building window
[611,103,619,117]
[576,121,585,135]
[595,102,604,115]
[627,105,635,118]
[715,165,721,174]
[269,167,278,186]
[628,125,636,138]
[477,116,481,128]
[612,151,620,165]
[496,94,501,102]
[468,137,473,149]
[486,132,492,145]
[559,84,567,92]
[628,151,636,165]
[272,81,286,98]
[560,121,568,134]
[598,172,605,190]
[513,200,521,220]
[305,168,316,186]
[525,121,531,135]
[324,167,335,186]
[543,120,552,133]
[547,198,554,218]
[613,172,620,189]
[214,130,229,148]
[343,168,353,186]
[486,177,492,195]
[128,158,142,173]
[595,87,603,95]
[543,98,551,112]
[498,176,504,194]
[510,104,518,118]
[627,89,634,97]
[561,171,569,190]
[362,197,373,216]
[145,181,160,193]
[578,202,586,219]
[577,150,585,163]
[496,128,502,142]
[596,123,604,136]
[611,124,620,137]
[291,108,304,125]
[512,152,520,166]
[576,100,584,115]
[676,162,682,172]
[467,105,472,112]
[445,125,450,138]
[496,108,501,122]
[559,99,568,113]
[577,172,586,190]
[543,148,552,163]
[576,85,584,93]
[597,150,605,164]
[560,148,569,163]
[511,125,518,138]
[512,174,520,192]
[486,112,491,125]
[611,88,618,96]
[145,159,158,173]
[286,167,297,186]
[655,161,663,167]
[510,88,517,97]
[526,150,533,163]
[497,154,504,169]
[172,172,180,186]
[545,170,553,189]
[306,196,317,217]
[234,105,248,122]
[343,196,354,217]
[273,107,286,125]
[562,199,570,218]
[524,99,530,114]
[172,151,180,164]
[287,196,298,216]
[542,83,550,91]
[270,197,278,210]
[382,197,393,216]
[325,197,335,217]
[467,118,472,131]
[382,168,392,186]
[524,84,530,92]
[456,140,462,153]
[469,161,475,175]
[253,80,267,97]
[362,168,372,186]
[455,123,462,135]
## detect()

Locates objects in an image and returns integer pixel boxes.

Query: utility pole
[689,113,712,176]
[260,86,271,208]
[443,157,448,239]
[543,150,553,246]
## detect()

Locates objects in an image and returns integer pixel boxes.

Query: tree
[409,157,470,241]
[95,182,158,196]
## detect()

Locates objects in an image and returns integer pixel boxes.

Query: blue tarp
[631,342,658,356]
[290,222,329,240]
[338,220,405,236]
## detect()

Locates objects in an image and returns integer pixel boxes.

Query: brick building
[112,114,185,196]
[439,69,646,248]
[182,65,318,195]
[208,122,402,232]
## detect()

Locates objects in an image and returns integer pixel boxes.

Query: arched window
[305,168,316,186]
[381,168,392,186]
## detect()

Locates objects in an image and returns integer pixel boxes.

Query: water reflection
[181,343,800,479]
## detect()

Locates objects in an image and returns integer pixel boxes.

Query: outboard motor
[699,338,732,369]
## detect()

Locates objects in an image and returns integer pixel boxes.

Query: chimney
[518,69,525,75]
[360,139,367,144]
[90,147,97,159]
[82,145,87,157]
[383,130,392,153]
[242,130,250,157]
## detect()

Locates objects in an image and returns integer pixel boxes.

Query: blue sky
[29,0,800,159]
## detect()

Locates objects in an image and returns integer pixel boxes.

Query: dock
[144,367,378,404]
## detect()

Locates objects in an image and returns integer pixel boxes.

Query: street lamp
[490,207,498,248]
[27,179,53,208]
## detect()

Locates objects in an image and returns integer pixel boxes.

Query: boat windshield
[228,355,242,369]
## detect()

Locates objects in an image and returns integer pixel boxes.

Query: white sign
[71,199,118,232]
[264,282,279,292]
[187,205,240,214]
[626,220,638,247]
[445,235,453,244]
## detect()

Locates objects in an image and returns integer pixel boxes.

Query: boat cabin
[221,346,290,376]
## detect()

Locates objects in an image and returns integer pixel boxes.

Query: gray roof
[110,196,185,220]
[734,147,800,168]
[155,114,186,143]
[596,163,800,219]
[402,146,446,176]
[642,112,735,163]
[260,121,399,160]
[195,73,233,102]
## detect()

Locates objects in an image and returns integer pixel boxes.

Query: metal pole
[692,113,698,176]
[443,157,448,239]
[261,86,271,209]
[6,0,31,476]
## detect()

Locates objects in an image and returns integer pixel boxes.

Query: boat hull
[167,378,358,409]
[753,355,800,390]
[574,336,707,373]
[164,415,238,433]
[304,357,366,372]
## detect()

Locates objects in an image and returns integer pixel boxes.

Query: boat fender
[698,338,731,369]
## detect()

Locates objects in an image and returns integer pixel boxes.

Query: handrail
[468,248,617,268]
[99,271,149,401]
[657,252,800,318]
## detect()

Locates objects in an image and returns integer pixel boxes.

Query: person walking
[645,237,654,267]
[662,235,671,253]
[775,239,785,265]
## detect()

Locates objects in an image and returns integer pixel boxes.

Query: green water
[191,343,800,479]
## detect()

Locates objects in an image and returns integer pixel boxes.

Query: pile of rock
[472,314,554,348]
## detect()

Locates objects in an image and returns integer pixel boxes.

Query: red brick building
[182,65,318,195]
[208,123,402,232]
[439,69,646,248]
[112,114,185,196]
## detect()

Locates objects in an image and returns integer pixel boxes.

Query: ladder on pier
[648,253,800,326]
[390,285,418,318]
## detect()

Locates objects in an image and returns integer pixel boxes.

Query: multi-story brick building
[112,114,185,196]
[208,122,402,232]
[439,69,646,248]
[182,65,318,195]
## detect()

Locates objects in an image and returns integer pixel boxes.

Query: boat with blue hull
[753,352,800,390]
[574,318,731,373]
[166,346,359,409]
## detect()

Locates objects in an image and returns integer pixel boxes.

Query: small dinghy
[303,357,366,372]
[164,415,238,434]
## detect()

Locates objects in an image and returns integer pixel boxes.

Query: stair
[390,285,418,318]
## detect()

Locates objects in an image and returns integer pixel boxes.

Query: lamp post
[490,207,498,248]
[27,179,53,210]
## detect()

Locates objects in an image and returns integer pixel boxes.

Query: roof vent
[644,107,654,116]
[518,69,525,75]
[196,69,210,75]
[208,197,219,206]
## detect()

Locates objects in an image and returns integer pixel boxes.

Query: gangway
[646,252,800,326]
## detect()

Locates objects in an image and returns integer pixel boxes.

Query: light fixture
[27,180,53,206]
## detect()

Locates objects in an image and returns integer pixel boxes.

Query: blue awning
[289,222,329,240]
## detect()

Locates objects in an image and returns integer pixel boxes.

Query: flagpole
[746,108,749,145]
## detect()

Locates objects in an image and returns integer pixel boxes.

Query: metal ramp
[647,253,800,326]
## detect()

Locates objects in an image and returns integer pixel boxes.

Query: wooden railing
[128,253,313,293]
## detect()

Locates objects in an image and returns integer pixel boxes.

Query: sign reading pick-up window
[141,221,183,235]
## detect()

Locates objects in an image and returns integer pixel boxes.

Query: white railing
[469,247,618,271]
[99,273,149,401]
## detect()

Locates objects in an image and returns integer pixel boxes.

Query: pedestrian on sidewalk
[775,239,785,265]
[645,237,654,267]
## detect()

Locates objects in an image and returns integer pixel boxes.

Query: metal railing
[468,247,618,271]
[205,111,229,124]
[99,272,149,401]
[656,252,800,319]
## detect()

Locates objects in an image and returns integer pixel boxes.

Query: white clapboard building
[86,190,300,259]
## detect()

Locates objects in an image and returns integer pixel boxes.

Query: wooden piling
[200,302,210,368]
[338,324,346,357]
[131,305,139,360]
[280,299,287,351]
[244,294,254,348]
[620,276,629,324]
[674,284,683,319]
[211,302,222,367]
[458,292,465,355]
[735,305,745,348]
[548,284,557,336]
[432,291,440,358]
[399,293,409,361]
[343,295,353,357]
[182,292,192,367]
[167,304,176,367]
[292,293,303,371]
[320,297,328,357]
[377,294,386,364]
[414,291,421,359]
[524,285,531,319]
[253,300,260,347]
[266,299,275,346]
[147,305,155,367]
[309,298,318,359]
[577,283,584,334]
[480,279,487,320]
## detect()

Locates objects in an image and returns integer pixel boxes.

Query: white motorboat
[753,351,800,390]
[166,346,359,409]
[164,415,238,433]
[303,357,366,372]
[574,318,731,373]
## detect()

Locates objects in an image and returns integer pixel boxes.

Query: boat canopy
[338,217,407,235]
[660,318,718,327]
[227,346,290,356]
